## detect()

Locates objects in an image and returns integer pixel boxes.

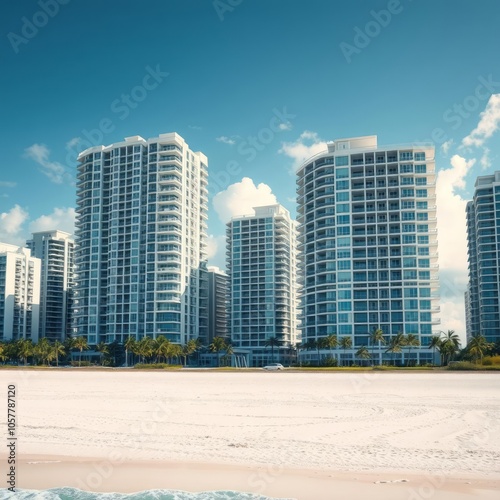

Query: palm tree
[325,334,338,363]
[124,335,137,366]
[466,335,492,364]
[137,336,153,363]
[339,336,352,366]
[355,345,371,366]
[209,336,227,367]
[439,330,461,365]
[405,334,420,366]
[73,336,89,366]
[52,340,65,367]
[223,342,234,367]
[429,335,442,366]
[182,339,198,366]
[153,335,169,363]
[169,343,182,364]
[265,336,284,363]
[16,339,33,366]
[385,332,406,366]
[96,342,109,366]
[35,338,52,366]
[369,327,385,366]
[0,342,7,364]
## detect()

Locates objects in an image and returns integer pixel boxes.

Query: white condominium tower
[227,204,299,366]
[27,230,74,342]
[0,243,41,342]
[465,171,500,344]
[297,136,439,365]
[74,132,208,346]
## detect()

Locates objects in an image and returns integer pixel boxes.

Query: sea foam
[0,488,296,500]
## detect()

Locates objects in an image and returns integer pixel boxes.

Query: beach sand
[1,369,499,499]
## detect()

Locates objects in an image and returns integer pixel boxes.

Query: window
[415,164,427,173]
[400,151,413,161]
[336,167,349,178]
[415,152,426,161]
[337,192,349,202]
[402,189,415,197]
[337,260,351,270]
[336,180,349,190]
[337,203,350,213]
[336,156,349,166]
[416,189,428,198]
[337,215,350,225]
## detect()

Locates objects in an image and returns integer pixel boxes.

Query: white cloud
[24,143,72,184]
[462,93,500,147]
[66,137,81,150]
[480,148,491,169]
[216,136,236,145]
[279,130,327,173]
[0,205,29,245]
[0,181,17,188]
[29,207,76,235]
[212,177,277,223]
[207,234,226,268]
[278,122,292,131]
[441,139,453,155]
[436,154,476,340]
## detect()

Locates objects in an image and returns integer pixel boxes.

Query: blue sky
[1,0,500,338]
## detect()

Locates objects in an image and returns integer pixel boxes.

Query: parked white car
[263,363,284,370]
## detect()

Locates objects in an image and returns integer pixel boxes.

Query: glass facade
[74,133,208,345]
[466,173,500,343]
[227,205,299,366]
[297,136,439,364]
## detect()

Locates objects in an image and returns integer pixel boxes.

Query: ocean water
[0,488,296,500]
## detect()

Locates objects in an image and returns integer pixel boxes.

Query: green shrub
[447,361,479,370]
[482,355,500,366]
[70,361,93,367]
[322,355,338,367]
[134,363,182,369]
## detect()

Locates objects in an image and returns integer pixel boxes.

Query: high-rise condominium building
[0,243,41,342]
[74,132,208,346]
[27,230,74,342]
[466,172,500,343]
[297,136,439,365]
[207,266,229,343]
[227,204,299,366]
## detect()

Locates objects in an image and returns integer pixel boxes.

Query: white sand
[1,369,499,498]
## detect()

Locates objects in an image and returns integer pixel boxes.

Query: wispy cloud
[441,139,453,155]
[188,125,202,131]
[66,137,82,149]
[278,122,292,131]
[24,143,73,184]
[462,93,500,148]
[216,136,236,145]
[0,181,17,188]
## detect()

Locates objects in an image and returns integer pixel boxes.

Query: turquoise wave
[0,488,296,500]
